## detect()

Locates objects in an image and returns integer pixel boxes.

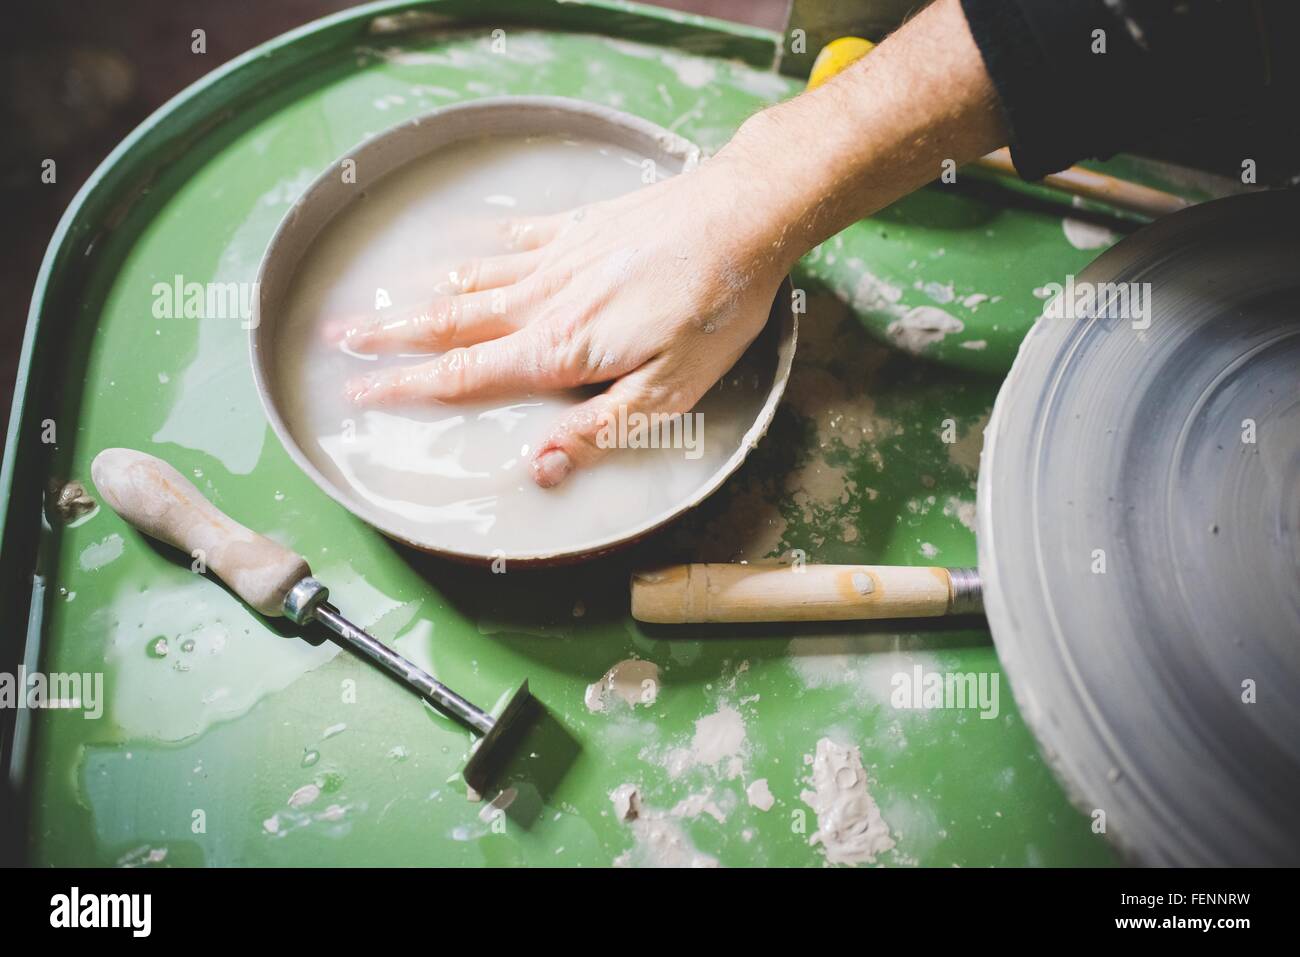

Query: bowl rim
[251,94,797,565]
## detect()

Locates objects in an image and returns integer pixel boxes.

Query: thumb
[531,369,663,488]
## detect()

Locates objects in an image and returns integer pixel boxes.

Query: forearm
[715,0,1007,271]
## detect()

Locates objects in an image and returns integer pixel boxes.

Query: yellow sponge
[808,37,876,89]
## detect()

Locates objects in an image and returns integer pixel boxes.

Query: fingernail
[532,449,572,488]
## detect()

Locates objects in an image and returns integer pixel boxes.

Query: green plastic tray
[1,0,1193,866]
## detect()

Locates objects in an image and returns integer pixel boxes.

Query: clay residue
[1062,199,1120,250]
[746,778,775,812]
[670,789,728,824]
[78,533,124,572]
[660,51,716,88]
[613,817,718,868]
[785,458,854,525]
[1062,216,1118,250]
[46,478,97,525]
[366,10,448,34]
[659,704,748,780]
[611,783,642,822]
[688,705,747,773]
[786,292,896,451]
[947,412,989,474]
[944,496,977,532]
[784,637,949,715]
[922,280,955,304]
[771,299,902,545]
[609,785,719,868]
[886,306,964,354]
[585,658,660,713]
[852,271,904,316]
[287,784,320,809]
[801,737,895,866]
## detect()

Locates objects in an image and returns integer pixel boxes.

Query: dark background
[0,0,788,436]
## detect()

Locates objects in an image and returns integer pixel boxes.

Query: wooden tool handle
[90,448,309,616]
[978,148,1189,218]
[630,563,982,623]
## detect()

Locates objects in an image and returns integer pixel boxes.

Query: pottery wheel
[978,191,1300,865]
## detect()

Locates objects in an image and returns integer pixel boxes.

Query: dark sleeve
[958,0,1300,182]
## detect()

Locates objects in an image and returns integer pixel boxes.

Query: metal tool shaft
[312,602,495,736]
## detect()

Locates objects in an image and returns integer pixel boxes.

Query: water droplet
[181,639,196,653]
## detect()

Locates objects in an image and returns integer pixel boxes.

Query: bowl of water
[252,96,796,564]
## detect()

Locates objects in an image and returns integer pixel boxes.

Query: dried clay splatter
[746,778,775,811]
[886,306,965,353]
[784,295,896,455]
[609,785,719,868]
[944,496,977,532]
[947,412,989,475]
[661,703,748,780]
[801,737,895,866]
[1062,198,1120,250]
[288,784,321,809]
[585,658,660,713]
[78,533,124,572]
[774,294,900,547]
[845,271,965,353]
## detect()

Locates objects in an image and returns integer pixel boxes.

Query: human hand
[341,147,792,489]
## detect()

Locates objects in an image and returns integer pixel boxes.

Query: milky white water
[272,134,770,556]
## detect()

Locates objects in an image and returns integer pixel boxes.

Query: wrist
[706,114,814,275]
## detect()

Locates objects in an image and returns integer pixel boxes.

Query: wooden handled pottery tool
[631,563,982,623]
[89,447,533,793]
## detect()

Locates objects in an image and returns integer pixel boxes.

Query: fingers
[499,212,568,251]
[438,250,542,294]
[344,327,551,405]
[530,363,703,489]
[339,287,525,354]
[345,309,655,405]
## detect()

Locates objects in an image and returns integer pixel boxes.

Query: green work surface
[6,0,1169,866]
